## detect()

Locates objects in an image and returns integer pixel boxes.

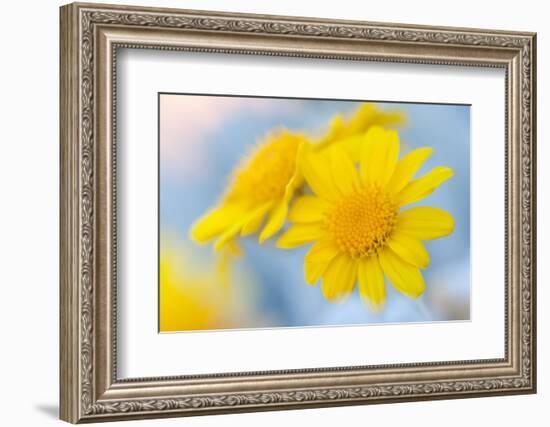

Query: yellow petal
[304,239,339,285]
[214,220,245,252]
[321,254,358,302]
[315,114,345,150]
[378,248,425,298]
[328,146,359,195]
[301,149,339,201]
[360,126,400,187]
[259,200,288,243]
[347,103,405,132]
[386,147,433,194]
[396,166,454,206]
[333,134,364,162]
[357,256,386,309]
[386,230,430,269]
[190,202,247,243]
[283,143,305,201]
[288,196,328,224]
[397,207,455,240]
[316,103,406,152]
[276,223,325,249]
[240,202,273,236]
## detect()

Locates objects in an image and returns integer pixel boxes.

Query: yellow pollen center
[326,187,398,258]
[226,132,303,204]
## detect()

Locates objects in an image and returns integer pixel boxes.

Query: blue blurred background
[159,94,470,331]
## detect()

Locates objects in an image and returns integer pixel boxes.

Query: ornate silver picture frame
[60,2,536,423]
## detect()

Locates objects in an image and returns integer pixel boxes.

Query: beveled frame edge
[59,2,536,423]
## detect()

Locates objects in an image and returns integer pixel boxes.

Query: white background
[0,0,545,426]
[118,50,504,377]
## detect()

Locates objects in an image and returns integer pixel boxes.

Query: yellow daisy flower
[190,130,308,250]
[160,244,229,332]
[160,235,257,332]
[316,103,405,160]
[276,126,455,310]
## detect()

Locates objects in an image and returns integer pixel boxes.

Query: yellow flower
[315,103,405,160]
[159,235,256,332]
[160,244,228,332]
[276,126,454,310]
[190,130,307,249]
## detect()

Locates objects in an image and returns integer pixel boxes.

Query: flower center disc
[326,187,398,258]
[226,132,302,204]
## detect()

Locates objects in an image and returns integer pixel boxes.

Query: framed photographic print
[59,2,537,423]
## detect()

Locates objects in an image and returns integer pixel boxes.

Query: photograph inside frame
[158,94,471,333]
